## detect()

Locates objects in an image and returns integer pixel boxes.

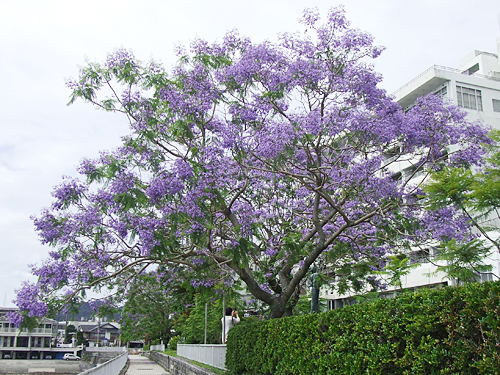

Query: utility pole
[310,265,320,313]
[204,303,208,345]
[96,318,100,347]
[222,296,226,344]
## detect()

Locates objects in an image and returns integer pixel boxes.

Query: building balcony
[0,328,18,333]
[0,327,54,334]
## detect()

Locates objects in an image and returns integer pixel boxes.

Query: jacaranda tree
[12,7,490,321]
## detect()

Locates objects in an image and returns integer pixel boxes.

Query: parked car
[45,355,52,359]
[63,353,80,361]
[3,354,11,359]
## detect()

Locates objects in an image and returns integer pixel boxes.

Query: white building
[326,38,500,309]
[0,307,84,359]
[394,40,500,128]
[0,307,57,359]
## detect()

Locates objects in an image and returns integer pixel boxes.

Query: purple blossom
[11,282,48,321]
[51,176,87,210]
[190,279,214,288]
[106,48,137,70]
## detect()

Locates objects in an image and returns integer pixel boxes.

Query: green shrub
[169,335,181,351]
[226,281,500,374]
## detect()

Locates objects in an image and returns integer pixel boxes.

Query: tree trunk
[268,298,287,318]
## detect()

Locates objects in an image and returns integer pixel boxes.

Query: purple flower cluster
[51,176,87,210]
[190,279,214,288]
[106,48,137,70]
[9,282,48,325]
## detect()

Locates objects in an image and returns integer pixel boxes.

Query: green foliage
[66,324,76,332]
[430,239,493,283]
[76,331,85,346]
[292,295,327,315]
[425,131,500,254]
[120,274,175,344]
[422,131,500,284]
[226,281,500,374]
[18,315,39,332]
[172,283,244,344]
[168,335,181,351]
[64,324,76,344]
[175,294,222,344]
[473,130,500,212]
[377,254,418,290]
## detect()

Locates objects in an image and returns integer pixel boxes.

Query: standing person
[221,307,240,344]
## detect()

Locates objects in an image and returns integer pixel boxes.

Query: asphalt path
[125,355,169,375]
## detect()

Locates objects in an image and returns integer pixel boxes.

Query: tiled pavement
[126,354,170,375]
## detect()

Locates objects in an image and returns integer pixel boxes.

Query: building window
[493,99,500,112]
[433,86,447,98]
[456,85,483,111]
[410,249,430,265]
[480,273,494,283]
[464,63,479,76]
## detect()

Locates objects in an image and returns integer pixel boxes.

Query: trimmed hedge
[226,282,500,374]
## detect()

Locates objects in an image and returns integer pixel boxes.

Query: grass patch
[162,349,227,375]
[163,349,178,357]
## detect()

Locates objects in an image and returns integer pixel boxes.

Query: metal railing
[0,327,54,334]
[85,346,127,352]
[78,351,128,375]
[0,328,19,333]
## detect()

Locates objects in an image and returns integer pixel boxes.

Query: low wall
[0,358,93,374]
[177,345,226,370]
[146,351,217,375]
[150,344,165,351]
[78,352,128,375]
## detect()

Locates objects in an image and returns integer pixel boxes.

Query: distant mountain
[53,302,95,321]
[53,302,121,322]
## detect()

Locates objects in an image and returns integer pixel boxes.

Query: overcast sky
[1,0,499,307]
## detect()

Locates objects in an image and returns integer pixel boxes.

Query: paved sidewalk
[126,354,170,375]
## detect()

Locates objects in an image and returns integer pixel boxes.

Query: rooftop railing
[392,65,500,97]
[0,327,54,334]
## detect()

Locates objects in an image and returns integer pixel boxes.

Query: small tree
[64,324,76,344]
[120,273,177,345]
[424,130,500,280]
[177,294,221,344]
[76,331,85,346]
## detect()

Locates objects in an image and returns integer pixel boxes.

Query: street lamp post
[96,319,100,347]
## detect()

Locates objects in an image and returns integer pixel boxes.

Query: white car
[63,353,80,361]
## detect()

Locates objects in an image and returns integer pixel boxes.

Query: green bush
[169,335,181,351]
[226,281,500,374]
